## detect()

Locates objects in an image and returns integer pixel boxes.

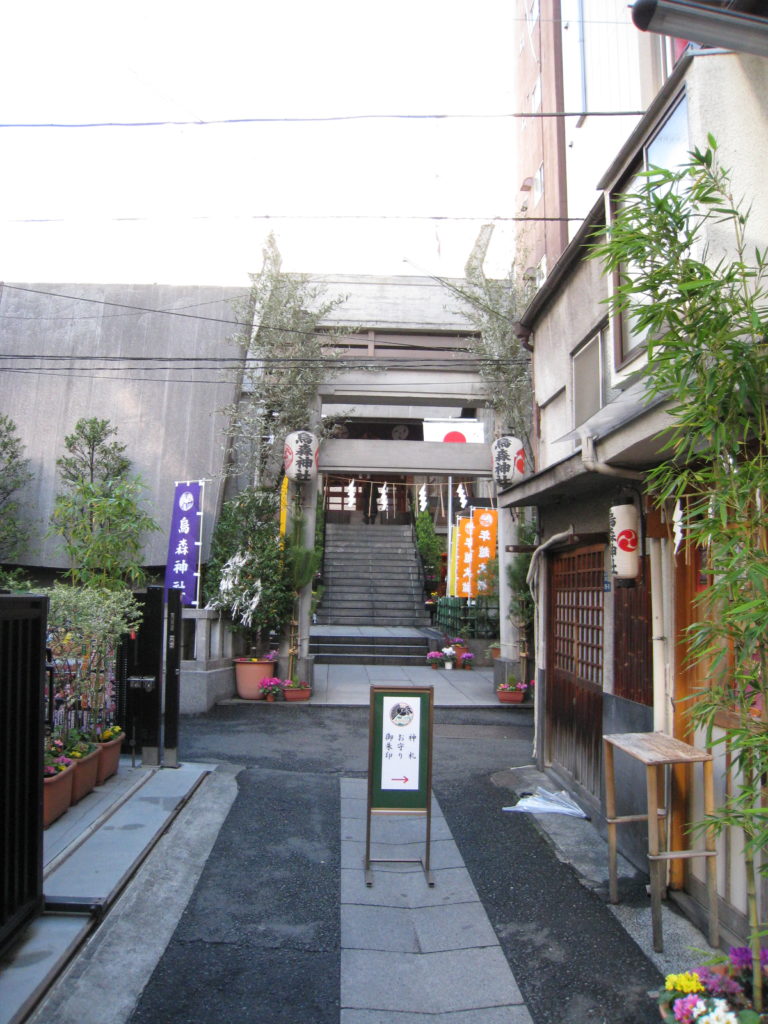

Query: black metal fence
[0,595,47,957]
[435,595,499,639]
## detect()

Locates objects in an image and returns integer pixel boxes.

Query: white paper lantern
[609,503,640,578]
[491,436,526,487]
[283,431,319,482]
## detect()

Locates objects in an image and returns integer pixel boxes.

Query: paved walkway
[1,672,717,1024]
[340,778,532,1022]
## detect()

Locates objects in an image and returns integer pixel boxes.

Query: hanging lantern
[609,503,640,578]
[491,436,526,487]
[283,431,319,482]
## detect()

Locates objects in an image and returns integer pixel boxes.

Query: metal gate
[546,545,605,799]
[0,595,48,956]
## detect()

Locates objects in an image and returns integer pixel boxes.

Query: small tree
[49,417,159,589]
[439,229,533,452]
[591,139,768,1010]
[204,486,294,653]
[0,413,32,569]
[225,234,348,487]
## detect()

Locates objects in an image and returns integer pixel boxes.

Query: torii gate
[285,365,519,683]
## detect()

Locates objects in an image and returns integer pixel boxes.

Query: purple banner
[164,481,203,606]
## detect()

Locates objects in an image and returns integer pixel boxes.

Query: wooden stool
[603,731,719,953]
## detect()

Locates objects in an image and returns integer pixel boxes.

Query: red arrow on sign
[391,776,409,784]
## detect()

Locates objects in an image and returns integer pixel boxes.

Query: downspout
[580,432,646,481]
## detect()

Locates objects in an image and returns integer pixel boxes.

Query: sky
[1,0,519,286]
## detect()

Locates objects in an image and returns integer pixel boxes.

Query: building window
[612,93,688,364]
[572,329,604,427]
[532,162,544,207]
[530,75,541,114]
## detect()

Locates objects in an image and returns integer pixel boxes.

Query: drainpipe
[649,538,669,733]
[580,432,646,481]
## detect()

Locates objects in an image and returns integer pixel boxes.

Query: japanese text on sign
[380,696,421,790]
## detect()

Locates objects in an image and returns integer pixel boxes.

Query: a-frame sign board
[365,686,435,887]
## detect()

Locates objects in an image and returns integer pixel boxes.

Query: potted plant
[232,650,279,699]
[259,677,286,701]
[426,650,444,669]
[204,488,294,696]
[447,636,468,661]
[96,723,124,784]
[442,645,457,670]
[486,641,501,662]
[461,652,474,670]
[497,679,531,704]
[43,749,74,828]
[283,679,312,702]
[62,728,100,803]
[657,949,768,1023]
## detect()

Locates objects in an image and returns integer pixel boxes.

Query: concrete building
[1,274,512,710]
[502,19,768,948]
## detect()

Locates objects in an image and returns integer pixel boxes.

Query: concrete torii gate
[288,368,520,683]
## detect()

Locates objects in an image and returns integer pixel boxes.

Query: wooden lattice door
[546,544,605,799]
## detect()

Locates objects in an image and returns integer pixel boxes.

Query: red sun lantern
[283,431,319,482]
[609,504,639,578]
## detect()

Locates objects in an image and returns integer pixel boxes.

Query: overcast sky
[1,0,519,285]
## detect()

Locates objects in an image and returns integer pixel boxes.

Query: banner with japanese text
[454,514,477,598]
[164,481,204,606]
[473,507,498,597]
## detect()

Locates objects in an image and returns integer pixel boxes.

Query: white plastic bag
[503,786,587,818]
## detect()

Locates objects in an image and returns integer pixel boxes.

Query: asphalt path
[128,704,662,1024]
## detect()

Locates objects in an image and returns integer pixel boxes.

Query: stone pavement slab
[340,777,532,1022]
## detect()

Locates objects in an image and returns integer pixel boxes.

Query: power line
[0,285,507,347]
[4,213,585,224]
[0,110,645,130]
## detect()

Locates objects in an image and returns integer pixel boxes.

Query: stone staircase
[311,522,433,665]
[316,523,430,627]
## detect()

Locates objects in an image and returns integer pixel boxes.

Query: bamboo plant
[591,138,768,1010]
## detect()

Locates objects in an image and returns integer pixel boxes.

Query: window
[613,94,689,364]
[572,329,603,427]
[532,162,544,207]
[530,75,541,114]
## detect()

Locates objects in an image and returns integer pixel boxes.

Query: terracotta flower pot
[234,659,275,699]
[96,734,124,785]
[43,766,74,828]
[70,747,100,803]
[498,690,524,703]
[284,687,311,702]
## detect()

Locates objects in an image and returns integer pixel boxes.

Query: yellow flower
[664,972,704,993]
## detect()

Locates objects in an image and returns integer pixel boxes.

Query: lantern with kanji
[283,431,319,482]
[491,436,526,487]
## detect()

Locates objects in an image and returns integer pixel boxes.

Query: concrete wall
[0,275,484,573]
[1,283,241,569]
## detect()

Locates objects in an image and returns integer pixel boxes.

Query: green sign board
[367,686,434,812]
